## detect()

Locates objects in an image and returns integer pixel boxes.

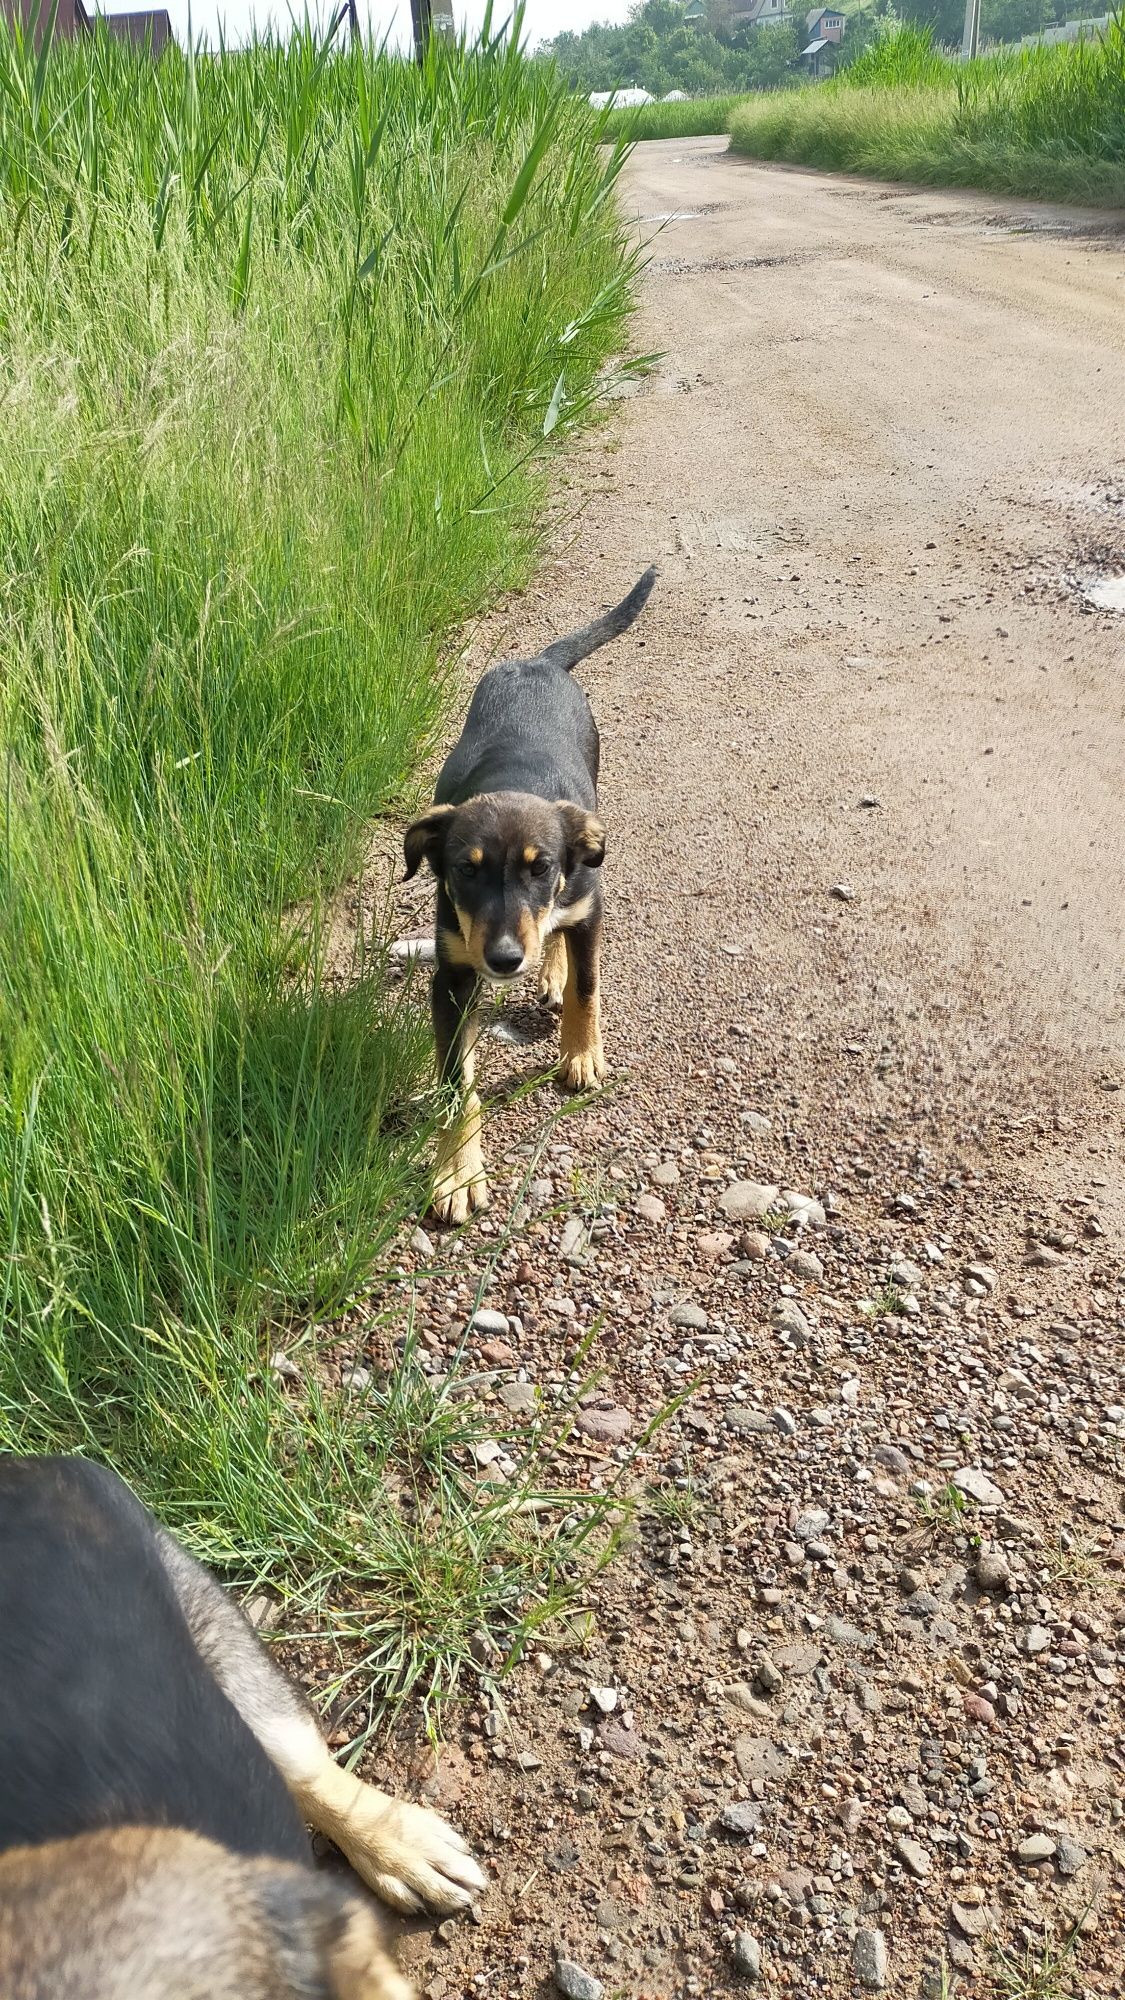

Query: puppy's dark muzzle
[484,941,526,979]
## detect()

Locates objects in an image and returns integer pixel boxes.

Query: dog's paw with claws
[537,936,567,1014]
[339,1797,487,1918]
[431,1168,489,1227]
[558,1047,606,1094]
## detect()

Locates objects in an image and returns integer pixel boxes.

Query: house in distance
[1,0,173,51]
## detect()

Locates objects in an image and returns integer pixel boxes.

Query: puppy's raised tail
[538,566,657,673]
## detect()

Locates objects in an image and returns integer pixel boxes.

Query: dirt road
[361,150,1125,1999]
[559,141,1125,1227]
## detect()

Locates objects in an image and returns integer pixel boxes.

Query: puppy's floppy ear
[403,804,455,881]
[556,801,607,872]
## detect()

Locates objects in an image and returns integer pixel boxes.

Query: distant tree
[535,0,802,96]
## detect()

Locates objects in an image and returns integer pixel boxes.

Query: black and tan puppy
[404,567,656,1224]
[0,1454,485,2000]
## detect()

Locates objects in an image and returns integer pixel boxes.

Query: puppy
[403,567,656,1225]
[0,1454,486,2000]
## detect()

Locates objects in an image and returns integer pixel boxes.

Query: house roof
[805,4,842,20]
[104,7,171,43]
[801,35,830,52]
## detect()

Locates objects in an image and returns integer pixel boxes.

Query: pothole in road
[648,252,804,275]
[1075,571,1125,614]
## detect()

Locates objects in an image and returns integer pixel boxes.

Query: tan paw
[342,1799,487,1917]
[431,1163,489,1226]
[536,935,567,1014]
[558,1046,606,1093]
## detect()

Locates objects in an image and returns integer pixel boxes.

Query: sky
[159,0,635,52]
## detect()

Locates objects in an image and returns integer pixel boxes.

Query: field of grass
[0,13,636,1704]
[729,19,1125,205]
[603,92,749,140]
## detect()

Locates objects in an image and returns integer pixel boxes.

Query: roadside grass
[990,1911,1088,2000]
[0,6,637,1659]
[277,1329,637,1740]
[729,18,1125,206]
[1039,1526,1105,1593]
[604,93,749,140]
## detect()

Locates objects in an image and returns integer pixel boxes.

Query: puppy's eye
[456,860,478,879]
[528,855,551,878]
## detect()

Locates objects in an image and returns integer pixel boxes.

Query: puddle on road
[1078,573,1125,614]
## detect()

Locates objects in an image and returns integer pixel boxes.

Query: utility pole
[409,0,432,63]
[961,0,980,60]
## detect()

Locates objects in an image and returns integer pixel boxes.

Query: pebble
[773,1301,811,1345]
[409,1225,434,1258]
[589,1686,617,1714]
[718,1181,780,1222]
[873,1443,911,1477]
[651,1161,680,1187]
[852,1928,888,1989]
[697,1229,734,1261]
[559,1216,589,1263]
[574,1405,633,1445]
[469,1308,509,1338]
[974,1550,1011,1594]
[634,1192,667,1225]
[731,1933,762,1980]
[720,1800,766,1837]
[770,1406,798,1436]
[734,1735,787,1783]
[889,1259,923,1288]
[1016,1834,1056,1863]
[499,1381,537,1416]
[738,1229,770,1260]
[670,1302,709,1331]
[950,1901,987,1940]
[794,1507,830,1541]
[270,1351,300,1381]
[788,1250,824,1280]
[554,1961,603,2000]
[1055,1835,1087,1877]
[953,1466,1004,1508]
[895,1836,932,1878]
[961,1693,996,1727]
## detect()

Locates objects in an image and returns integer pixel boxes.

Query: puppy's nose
[485,939,525,977]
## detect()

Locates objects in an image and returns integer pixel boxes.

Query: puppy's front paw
[558,1045,606,1094]
[431,1170,489,1226]
[343,1798,487,1918]
[536,935,567,1014]
[431,1111,488,1226]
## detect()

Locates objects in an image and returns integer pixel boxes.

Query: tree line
[535,0,1096,96]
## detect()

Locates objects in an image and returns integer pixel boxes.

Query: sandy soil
[312,150,1125,2000]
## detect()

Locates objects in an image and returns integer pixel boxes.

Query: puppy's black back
[435,571,655,810]
[0,1456,308,1868]
[435,658,599,810]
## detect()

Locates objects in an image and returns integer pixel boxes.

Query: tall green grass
[0,11,635,1605]
[604,93,750,140]
[729,17,1125,204]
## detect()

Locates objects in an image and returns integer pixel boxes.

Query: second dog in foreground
[404,566,657,1224]
[0,1453,485,2000]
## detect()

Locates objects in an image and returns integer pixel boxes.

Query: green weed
[0,13,635,1596]
[604,94,750,141]
[729,16,1125,206]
